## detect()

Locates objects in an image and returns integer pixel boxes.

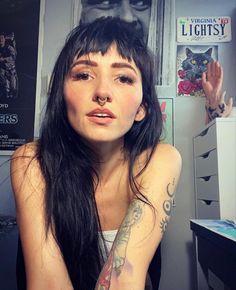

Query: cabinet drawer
[197,200,220,219]
[195,149,218,177]
[194,123,216,157]
[195,175,219,201]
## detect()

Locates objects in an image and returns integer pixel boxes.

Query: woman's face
[63,44,145,145]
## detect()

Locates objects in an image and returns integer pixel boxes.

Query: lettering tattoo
[160,178,175,233]
[96,199,144,290]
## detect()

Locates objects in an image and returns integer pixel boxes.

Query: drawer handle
[202,200,212,205]
[201,152,210,158]
[201,176,211,181]
[199,127,209,137]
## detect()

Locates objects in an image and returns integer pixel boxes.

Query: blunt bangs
[63,17,151,78]
[48,16,157,143]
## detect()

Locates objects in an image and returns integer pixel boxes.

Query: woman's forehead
[74,43,135,64]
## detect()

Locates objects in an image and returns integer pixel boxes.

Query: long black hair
[37,17,163,290]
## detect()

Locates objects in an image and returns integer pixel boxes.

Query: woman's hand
[202,61,233,123]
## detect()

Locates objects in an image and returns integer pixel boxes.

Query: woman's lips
[87,108,116,118]
[86,108,116,125]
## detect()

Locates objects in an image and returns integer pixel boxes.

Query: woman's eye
[118,75,134,85]
[72,72,91,80]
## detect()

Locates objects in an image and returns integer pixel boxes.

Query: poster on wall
[159,97,174,145]
[176,45,218,97]
[0,0,42,155]
[177,16,232,43]
[71,0,175,86]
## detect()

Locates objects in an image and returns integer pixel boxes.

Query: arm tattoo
[96,199,144,289]
[160,178,175,233]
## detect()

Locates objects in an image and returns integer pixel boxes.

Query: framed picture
[0,0,45,155]
[176,45,218,97]
[71,0,175,87]
[159,97,174,145]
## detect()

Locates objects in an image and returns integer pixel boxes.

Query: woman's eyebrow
[71,59,97,69]
[71,60,138,75]
[111,62,138,75]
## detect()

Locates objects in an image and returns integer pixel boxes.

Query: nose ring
[97,96,107,106]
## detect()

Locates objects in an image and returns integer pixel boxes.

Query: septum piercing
[97,96,107,106]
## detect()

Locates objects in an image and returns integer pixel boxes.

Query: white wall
[159,1,236,290]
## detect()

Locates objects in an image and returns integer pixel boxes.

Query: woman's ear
[135,104,146,122]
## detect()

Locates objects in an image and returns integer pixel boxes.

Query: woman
[11,17,181,290]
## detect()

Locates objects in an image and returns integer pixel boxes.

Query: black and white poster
[72,0,175,86]
[0,0,42,154]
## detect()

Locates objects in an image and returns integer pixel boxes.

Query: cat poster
[176,45,218,97]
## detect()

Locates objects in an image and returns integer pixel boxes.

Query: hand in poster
[202,61,233,123]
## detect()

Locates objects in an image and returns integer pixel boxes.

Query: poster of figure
[159,98,174,145]
[71,0,175,86]
[0,32,18,99]
[0,0,42,154]
[177,45,218,97]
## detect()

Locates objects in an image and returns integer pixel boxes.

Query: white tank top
[98,229,118,259]
[98,229,153,289]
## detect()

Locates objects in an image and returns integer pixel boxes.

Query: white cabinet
[193,118,236,220]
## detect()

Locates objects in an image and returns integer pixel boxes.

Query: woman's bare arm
[95,144,182,290]
[11,143,74,290]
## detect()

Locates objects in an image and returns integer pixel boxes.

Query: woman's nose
[92,78,113,104]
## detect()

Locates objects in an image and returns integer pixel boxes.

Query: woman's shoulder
[137,143,182,191]
[150,143,181,173]
[152,143,182,163]
[11,141,37,159]
[10,141,44,200]
[138,143,181,171]
[11,141,39,176]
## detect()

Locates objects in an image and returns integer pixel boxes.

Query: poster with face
[72,0,175,86]
[0,0,42,154]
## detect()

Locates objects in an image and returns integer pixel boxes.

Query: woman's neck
[91,139,126,185]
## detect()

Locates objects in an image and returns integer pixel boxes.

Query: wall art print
[0,0,43,155]
[71,0,175,87]
[176,45,218,97]
[177,16,231,43]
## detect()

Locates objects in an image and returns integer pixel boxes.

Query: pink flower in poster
[178,80,196,95]
[195,79,203,90]
[177,69,186,79]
